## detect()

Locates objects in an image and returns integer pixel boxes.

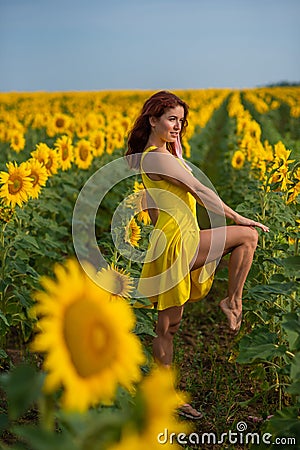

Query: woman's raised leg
[191,225,259,331]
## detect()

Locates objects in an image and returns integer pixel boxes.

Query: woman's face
[150,105,185,144]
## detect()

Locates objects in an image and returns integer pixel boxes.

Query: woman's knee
[156,307,183,337]
[168,320,182,336]
[156,318,181,338]
[244,226,259,249]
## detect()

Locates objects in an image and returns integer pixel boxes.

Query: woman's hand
[234,213,270,233]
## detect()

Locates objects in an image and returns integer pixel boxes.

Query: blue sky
[0,0,299,92]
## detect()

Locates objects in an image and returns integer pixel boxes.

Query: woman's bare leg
[192,225,259,331]
[153,305,184,366]
[153,305,202,418]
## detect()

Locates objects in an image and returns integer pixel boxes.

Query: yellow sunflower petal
[31,258,145,412]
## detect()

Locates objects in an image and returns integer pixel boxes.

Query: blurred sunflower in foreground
[108,367,190,450]
[31,258,145,412]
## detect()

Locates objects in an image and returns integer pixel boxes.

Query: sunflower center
[45,157,53,169]
[30,171,39,187]
[56,118,65,128]
[101,273,123,295]
[113,276,124,295]
[8,176,23,194]
[79,146,89,161]
[272,174,281,182]
[61,144,69,160]
[63,299,116,378]
[94,136,102,148]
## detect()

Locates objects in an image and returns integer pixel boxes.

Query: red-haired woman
[126,91,269,419]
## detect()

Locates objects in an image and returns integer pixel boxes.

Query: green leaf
[281,313,300,352]
[0,312,10,327]
[270,273,286,283]
[265,255,300,275]
[236,326,285,364]
[134,320,157,337]
[0,413,9,435]
[0,349,8,359]
[12,425,79,450]
[249,281,297,297]
[287,380,300,396]
[263,407,300,441]
[0,364,44,420]
[290,352,300,382]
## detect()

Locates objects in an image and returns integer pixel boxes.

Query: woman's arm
[142,151,269,232]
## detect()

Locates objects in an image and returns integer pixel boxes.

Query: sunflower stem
[38,394,55,432]
[0,222,7,310]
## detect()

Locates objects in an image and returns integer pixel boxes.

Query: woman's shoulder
[144,145,167,154]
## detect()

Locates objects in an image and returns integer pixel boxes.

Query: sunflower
[0,161,33,208]
[182,137,191,159]
[111,129,125,149]
[120,116,131,134]
[31,112,48,129]
[0,122,11,142]
[74,117,89,138]
[74,139,93,169]
[133,181,144,194]
[84,112,99,134]
[45,149,60,176]
[287,181,300,204]
[125,217,141,247]
[274,141,294,165]
[25,158,49,199]
[96,263,134,299]
[54,135,74,171]
[131,182,151,225]
[31,143,59,176]
[0,204,15,223]
[10,130,25,153]
[31,258,145,412]
[231,150,246,170]
[47,113,71,137]
[109,367,190,450]
[89,130,105,156]
[269,164,293,192]
[137,210,151,225]
[31,142,50,166]
[106,138,116,155]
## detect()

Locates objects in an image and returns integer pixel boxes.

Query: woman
[126,91,269,419]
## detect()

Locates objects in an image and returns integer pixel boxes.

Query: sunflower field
[0,87,299,449]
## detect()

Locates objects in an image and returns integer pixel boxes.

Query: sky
[0,0,299,92]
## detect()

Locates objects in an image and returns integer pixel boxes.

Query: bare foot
[219,297,242,332]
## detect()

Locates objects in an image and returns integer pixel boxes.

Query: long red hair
[126,91,189,168]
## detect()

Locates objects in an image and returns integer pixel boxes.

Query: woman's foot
[178,403,203,420]
[219,297,242,332]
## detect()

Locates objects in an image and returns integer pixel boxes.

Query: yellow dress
[138,146,216,311]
